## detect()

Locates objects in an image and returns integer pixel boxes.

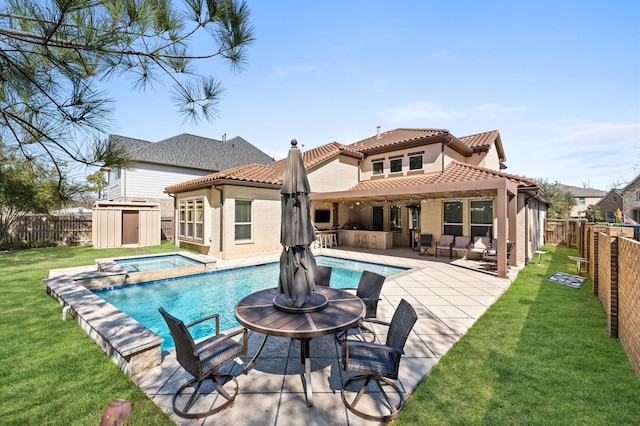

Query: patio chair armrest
[343,339,404,355]
[194,329,246,356]
[186,313,219,329]
[361,317,390,327]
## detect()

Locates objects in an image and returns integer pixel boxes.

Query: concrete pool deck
[134,247,519,425]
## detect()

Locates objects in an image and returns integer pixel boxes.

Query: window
[235,200,252,241]
[390,205,402,233]
[178,198,204,242]
[390,158,403,173]
[636,192,640,201]
[470,200,493,239]
[372,161,384,175]
[409,154,423,170]
[612,196,617,203]
[578,197,585,205]
[443,201,463,236]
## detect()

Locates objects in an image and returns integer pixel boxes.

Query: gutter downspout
[218,186,224,259]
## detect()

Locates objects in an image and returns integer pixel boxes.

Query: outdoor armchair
[158,307,247,419]
[315,265,332,286]
[336,270,386,343]
[340,298,418,422]
[483,241,516,269]
[435,234,454,257]
[418,233,434,256]
[450,236,471,259]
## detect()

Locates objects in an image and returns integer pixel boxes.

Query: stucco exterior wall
[308,156,360,192]
[359,143,448,180]
[220,185,281,259]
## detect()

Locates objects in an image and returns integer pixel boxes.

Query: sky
[100,0,640,191]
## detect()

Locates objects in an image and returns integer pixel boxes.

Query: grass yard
[0,242,180,425]
[1,243,638,425]
[396,245,640,425]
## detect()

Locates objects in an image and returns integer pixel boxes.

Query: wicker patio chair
[158,307,247,419]
[340,298,418,422]
[315,265,332,286]
[336,270,386,343]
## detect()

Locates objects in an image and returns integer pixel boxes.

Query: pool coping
[43,252,218,377]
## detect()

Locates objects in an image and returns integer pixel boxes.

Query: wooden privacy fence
[6,215,92,247]
[544,219,582,247]
[4,215,175,248]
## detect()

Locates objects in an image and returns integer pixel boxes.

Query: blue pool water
[114,254,201,273]
[94,256,407,350]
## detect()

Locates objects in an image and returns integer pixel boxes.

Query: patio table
[568,255,589,276]
[235,286,365,407]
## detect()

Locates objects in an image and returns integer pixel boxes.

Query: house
[595,189,623,222]
[165,127,551,278]
[621,174,640,223]
[553,183,606,219]
[103,133,274,217]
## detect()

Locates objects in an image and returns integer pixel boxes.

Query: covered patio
[134,247,518,425]
[310,173,520,278]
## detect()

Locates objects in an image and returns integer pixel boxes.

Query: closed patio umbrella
[277,139,317,308]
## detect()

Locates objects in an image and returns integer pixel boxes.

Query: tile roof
[165,142,360,192]
[348,128,450,152]
[109,133,274,171]
[458,129,506,160]
[348,161,539,192]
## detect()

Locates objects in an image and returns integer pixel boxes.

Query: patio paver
[135,247,518,425]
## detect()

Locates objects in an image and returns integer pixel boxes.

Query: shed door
[122,210,139,245]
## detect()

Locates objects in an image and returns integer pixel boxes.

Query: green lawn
[1,243,638,425]
[396,245,640,425]
[0,242,180,425]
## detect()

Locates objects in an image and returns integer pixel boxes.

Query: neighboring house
[165,128,551,278]
[103,133,274,217]
[621,174,640,223]
[595,189,623,222]
[553,183,606,219]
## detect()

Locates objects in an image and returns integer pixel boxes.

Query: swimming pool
[114,254,201,273]
[94,256,407,351]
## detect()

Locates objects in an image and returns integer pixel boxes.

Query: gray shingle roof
[109,133,274,171]
[553,183,606,197]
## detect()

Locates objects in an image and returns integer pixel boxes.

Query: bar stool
[361,234,369,248]
[354,234,362,248]
[328,233,337,247]
[369,235,377,249]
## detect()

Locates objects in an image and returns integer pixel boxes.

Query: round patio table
[235,286,365,407]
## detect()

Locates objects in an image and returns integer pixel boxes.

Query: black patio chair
[158,307,247,419]
[315,265,332,286]
[483,241,516,269]
[340,298,418,422]
[418,233,433,256]
[336,270,386,343]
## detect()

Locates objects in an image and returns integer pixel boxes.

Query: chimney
[376,126,381,139]
[222,133,226,142]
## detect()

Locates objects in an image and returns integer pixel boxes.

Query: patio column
[496,187,508,278]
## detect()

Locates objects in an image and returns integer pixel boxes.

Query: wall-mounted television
[314,209,331,223]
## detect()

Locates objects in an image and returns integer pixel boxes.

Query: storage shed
[92,201,161,248]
